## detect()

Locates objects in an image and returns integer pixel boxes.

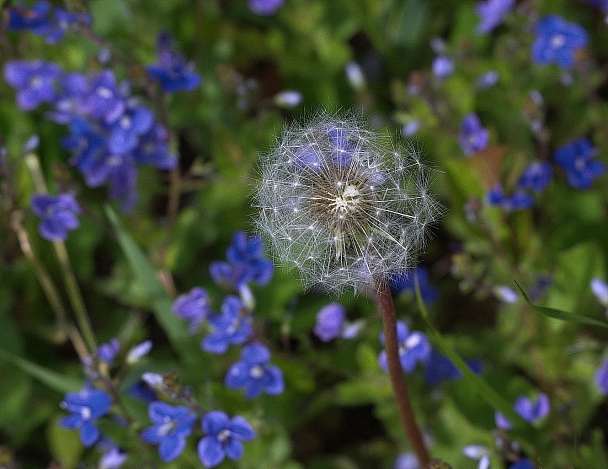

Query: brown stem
[375,279,430,468]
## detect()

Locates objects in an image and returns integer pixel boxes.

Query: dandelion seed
[253,110,441,294]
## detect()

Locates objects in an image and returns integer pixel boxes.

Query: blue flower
[126,340,152,364]
[509,460,534,469]
[38,7,91,44]
[62,117,106,171]
[31,193,81,241]
[141,401,196,462]
[487,184,534,211]
[476,70,500,89]
[313,303,346,342]
[476,0,514,34]
[517,162,552,192]
[48,72,88,124]
[394,452,419,469]
[389,266,439,305]
[82,70,126,124]
[554,138,605,189]
[273,90,303,108]
[172,287,211,332]
[96,338,120,365]
[99,446,128,469]
[378,321,431,373]
[6,1,50,33]
[107,102,154,154]
[198,411,255,467]
[591,278,608,306]
[147,32,202,93]
[595,357,608,395]
[210,232,274,289]
[432,55,454,79]
[59,387,112,447]
[225,342,284,399]
[4,60,61,110]
[132,123,177,170]
[459,113,489,155]
[495,393,550,429]
[202,296,252,354]
[495,285,518,303]
[248,0,285,15]
[531,15,588,69]
[423,350,483,386]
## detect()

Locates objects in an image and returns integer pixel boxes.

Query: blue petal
[59,413,82,429]
[197,436,225,467]
[141,425,163,444]
[263,366,285,395]
[241,342,270,365]
[159,434,185,462]
[229,416,255,441]
[224,362,249,389]
[80,420,100,447]
[224,438,244,460]
[202,410,229,435]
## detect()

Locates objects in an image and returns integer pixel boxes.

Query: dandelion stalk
[376,278,430,467]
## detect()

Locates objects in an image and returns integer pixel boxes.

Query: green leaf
[104,205,192,359]
[514,280,608,330]
[47,416,83,469]
[0,348,81,394]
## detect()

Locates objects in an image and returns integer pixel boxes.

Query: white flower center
[120,115,132,129]
[550,34,566,48]
[218,429,231,442]
[331,184,360,213]
[250,365,264,378]
[97,86,113,99]
[80,407,92,420]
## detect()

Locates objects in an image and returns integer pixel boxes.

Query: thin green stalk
[376,278,431,467]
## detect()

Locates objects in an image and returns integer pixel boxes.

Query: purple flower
[459,113,490,155]
[108,102,154,154]
[6,1,50,33]
[198,411,255,467]
[463,445,490,469]
[487,184,535,211]
[554,138,605,189]
[4,60,61,110]
[432,55,454,79]
[273,90,303,108]
[509,460,534,469]
[82,71,126,124]
[390,266,439,305]
[531,15,589,69]
[99,447,127,469]
[59,387,112,447]
[394,452,419,469]
[495,285,518,304]
[172,287,211,332]
[126,340,152,364]
[132,123,177,170]
[48,72,89,124]
[62,116,106,171]
[147,32,202,93]
[313,303,346,342]
[495,393,550,429]
[476,0,514,34]
[202,296,252,354]
[224,342,284,399]
[423,350,483,386]
[378,321,431,373]
[517,162,552,192]
[591,278,608,305]
[595,357,608,394]
[248,0,285,15]
[31,193,81,241]
[141,401,196,462]
[39,7,91,44]
[97,338,120,364]
[210,232,273,289]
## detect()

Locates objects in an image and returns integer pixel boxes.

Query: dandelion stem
[375,278,430,468]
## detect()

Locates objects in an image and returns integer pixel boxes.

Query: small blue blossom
[225,342,284,399]
[554,138,605,189]
[6,1,50,32]
[147,32,202,93]
[532,15,589,69]
[476,70,500,88]
[97,338,120,365]
[459,113,490,156]
[248,0,285,15]
[313,303,346,342]
[141,401,196,462]
[4,60,61,110]
[39,7,91,44]
[202,296,252,354]
[107,102,155,154]
[99,446,128,469]
[22,134,40,154]
[62,116,106,171]
[394,452,419,469]
[345,61,366,88]
[495,393,550,429]
[198,411,255,468]
[126,340,152,364]
[132,123,177,170]
[476,0,514,34]
[31,193,81,241]
[401,120,421,137]
[210,232,274,289]
[487,184,535,211]
[59,387,112,447]
[463,445,490,469]
[378,321,431,374]
[172,287,211,332]
[390,266,439,305]
[432,55,454,79]
[591,278,608,306]
[517,162,552,192]
[509,459,534,469]
[273,90,303,108]
[595,357,608,395]
[82,70,126,124]
[48,72,88,124]
[495,285,518,304]
[423,350,483,386]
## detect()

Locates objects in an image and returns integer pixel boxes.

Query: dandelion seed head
[253,110,442,295]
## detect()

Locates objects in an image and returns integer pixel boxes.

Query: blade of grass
[514,281,608,329]
[0,348,81,394]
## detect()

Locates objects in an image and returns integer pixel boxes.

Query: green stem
[376,279,430,467]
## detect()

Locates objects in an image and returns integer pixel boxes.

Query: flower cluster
[459,113,490,156]
[378,321,431,374]
[313,302,364,342]
[30,192,81,241]
[254,111,441,295]
[495,393,550,429]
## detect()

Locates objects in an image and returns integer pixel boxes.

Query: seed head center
[331,184,360,214]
